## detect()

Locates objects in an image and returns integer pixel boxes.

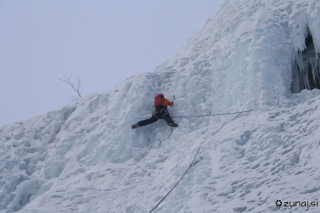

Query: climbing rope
[211,110,244,136]
[149,147,202,213]
[149,111,247,213]
[171,110,251,118]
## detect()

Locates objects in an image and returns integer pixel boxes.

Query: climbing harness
[149,111,247,213]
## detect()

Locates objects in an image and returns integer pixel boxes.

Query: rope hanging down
[149,147,202,213]
[149,111,246,213]
[211,110,244,136]
[171,110,251,118]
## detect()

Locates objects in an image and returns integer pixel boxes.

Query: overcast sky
[0,0,224,127]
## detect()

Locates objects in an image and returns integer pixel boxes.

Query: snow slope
[1,0,320,212]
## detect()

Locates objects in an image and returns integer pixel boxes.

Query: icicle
[291,32,320,93]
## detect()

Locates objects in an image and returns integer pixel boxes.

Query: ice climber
[132,94,178,129]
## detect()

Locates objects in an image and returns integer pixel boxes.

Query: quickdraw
[190,156,203,167]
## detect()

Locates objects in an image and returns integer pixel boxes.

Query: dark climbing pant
[138,110,174,127]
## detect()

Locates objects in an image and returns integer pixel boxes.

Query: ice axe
[168,95,176,112]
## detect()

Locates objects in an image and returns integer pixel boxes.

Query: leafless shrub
[59,75,82,101]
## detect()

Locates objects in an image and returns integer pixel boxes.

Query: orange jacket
[164,98,173,107]
[154,98,173,111]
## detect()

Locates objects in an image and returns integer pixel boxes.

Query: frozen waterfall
[1,0,320,212]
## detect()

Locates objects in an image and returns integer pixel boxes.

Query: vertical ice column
[291,33,320,93]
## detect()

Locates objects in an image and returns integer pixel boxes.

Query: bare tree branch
[59,74,82,101]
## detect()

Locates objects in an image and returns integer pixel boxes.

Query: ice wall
[156,0,320,108]
[0,72,182,211]
[1,0,320,212]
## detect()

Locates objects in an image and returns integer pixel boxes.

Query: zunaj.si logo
[275,200,282,206]
[275,199,319,211]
